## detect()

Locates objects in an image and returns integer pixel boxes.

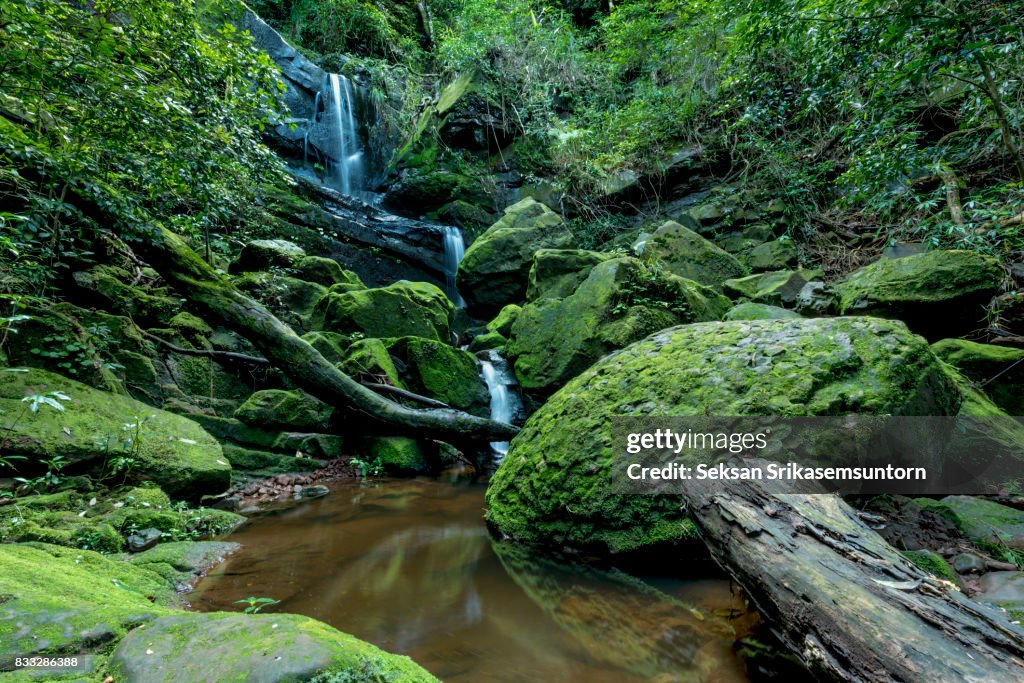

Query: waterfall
[325,73,364,196]
[441,226,466,308]
[479,350,522,459]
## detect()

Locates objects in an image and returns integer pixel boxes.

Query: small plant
[235,596,280,614]
[13,454,68,494]
[349,456,384,478]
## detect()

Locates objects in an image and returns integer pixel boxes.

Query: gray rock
[952,553,987,574]
[795,281,837,315]
[301,485,330,499]
[126,528,163,553]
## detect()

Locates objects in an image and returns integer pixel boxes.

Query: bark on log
[681,471,1024,681]
[134,226,518,442]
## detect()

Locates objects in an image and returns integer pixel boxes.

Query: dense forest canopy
[3,0,1023,299]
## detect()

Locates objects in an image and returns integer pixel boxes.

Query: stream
[190,479,756,682]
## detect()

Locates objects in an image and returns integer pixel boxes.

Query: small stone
[126,528,162,553]
[952,553,987,574]
[301,486,330,499]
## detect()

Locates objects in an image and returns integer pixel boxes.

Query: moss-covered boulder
[488,317,960,554]
[746,239,797,271]
[234,389,335,432]
[363,436,428,474]
[459,198,573,313]
[525,249,612,301]
[509,257,730,393]
[834,250,1004,338]
[0,542,437,682]
[386,337,490,415]
[71,265,181,326]
[338,338,404,387]
[293,255,364,289]
[312,281,453,343]
[230,239,306,273]
[723,268,822,306]
[301,331,350,364]
[642,220,747,288]
[932,339,1024,415]
[901,549,959,585]
[486,304,523,337]
[234,271,327,332]
[111,611,438,683]
[0,368,230,497]
[127,541,240,589]
[724,302,802,321]
[468,330,508,353]
[0,543,176,664]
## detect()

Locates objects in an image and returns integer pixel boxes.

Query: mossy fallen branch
[134,226,518,442]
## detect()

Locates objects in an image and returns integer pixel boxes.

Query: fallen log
[681,470,1024,681]
[133,226,518,442]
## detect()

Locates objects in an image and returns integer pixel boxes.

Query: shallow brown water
[190,479,753,682]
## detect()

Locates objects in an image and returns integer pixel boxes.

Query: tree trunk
[681,470,1024,681]
[135,226,518,442]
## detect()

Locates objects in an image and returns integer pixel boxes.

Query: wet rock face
[833,250,1004,339]
[458,198,573,314]
[931,338,1024,416]
[488,317,960,554]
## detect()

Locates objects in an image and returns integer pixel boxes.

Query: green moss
[301,331,351,364]
[834,250,1004,337]
[0,368,230,498]
[294,256,364,288]
[221,444,319,474]
[386,337,489,415]
[901,550,959,584]
[468,330,508,353]
[362,436,428,474]
[525,249,612,301]
[234,271,328,331]
[723,269,822,306]
[725,302,802,321]
[644,220,747,288]
[229,239,306,273]
[459,198,573,313]
[109,612,439,683]
[312,281,453,343]
[72,265,181,326]
[488,317,959,554]
[509,257,729,392]
[339,338,404,387]
[234,389,334,431]
[917,495,1024,554]
[168,312,213,338]
[932,339,1024,415]
[746,239,797,271]
[487,304,523,337]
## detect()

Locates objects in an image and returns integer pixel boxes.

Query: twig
[139,328,270,365]
[359,381,451,409]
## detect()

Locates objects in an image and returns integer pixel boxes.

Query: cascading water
[324,73,364,196]
[441,226,466,308]
[479,350,522,459]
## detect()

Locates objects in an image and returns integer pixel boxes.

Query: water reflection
[190,479,752,682]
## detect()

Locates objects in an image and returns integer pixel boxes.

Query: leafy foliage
[0,0,287,293]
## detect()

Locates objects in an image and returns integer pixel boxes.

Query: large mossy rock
[525,249,612,301]
[71,265,181,326]
[931,339,1024,415]
[723,268,821,306]
[724,302,802,321]
[487,317,960,554]
[234,271,327,332]
[508,257,730,393]
[642,220,747,288]
[385,337,489,415]
[234,389,335,432]
[459,198,573,313]
[0,543,176,665]
[312,281,453,343]
[111,612,438,683]
[338,338,405,386]
[361,436,429,475]
[229,239,306,273]
[0,542,437,683]
[0,368,230,498]
[834,250,1004,338]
